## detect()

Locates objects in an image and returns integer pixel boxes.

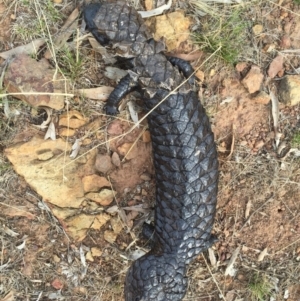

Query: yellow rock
[59,117,86,129]
[144,0,153,10]
[53,255,61,263]
[252,24,263,35]
[110,217,123,235]
[91,247,103,257]
[59,110,88,129]
[82,175,111,193]
[66,213,110,241]
[4,136,87,209]
[92,213,110,230]
[86,251,94,262]
[153,11,191,51]
[5,135,108,241]
[85,189,115,206]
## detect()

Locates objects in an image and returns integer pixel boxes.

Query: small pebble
[252,24,263,35]
[111,152,121,167]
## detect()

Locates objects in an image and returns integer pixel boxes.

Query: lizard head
[124,253,188,301]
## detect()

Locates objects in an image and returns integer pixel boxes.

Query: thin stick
[0,92,74,98]
[58,46,222,170]
[201,254,226,301]
[274,236,300,255]
[239,195,274,231]
[267,0,300,17]
[122,127,146,162]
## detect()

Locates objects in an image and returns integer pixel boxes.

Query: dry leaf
[79,245,86,267]
[270,90,279,130]
[270,89,281,147]
[78,86,114,100]
[288,148,300,157]
[44,8,79,59]
[123,204,148,213]
[1,291,15,301]
[106,205,119,214]
[138,0,172,18]
[225,246,240,276]
[257,247,268,261]
[33,107,52,130]
[70,139,81,159]
[3,206,35,220]
[127,101,139,126]
[88,37,116,64]
[44,121,56,140]
[220,97,234,105]
[3,225,19,237]
[208,248,217,267]
[166,50,203,62]
[245,200,251,219]
[126,210,139,223]
[16,240,26,250]
[0,39,45,59]
[225,290,236,301]
[128,249,147,260]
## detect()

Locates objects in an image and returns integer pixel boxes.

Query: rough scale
[84,2,219,300]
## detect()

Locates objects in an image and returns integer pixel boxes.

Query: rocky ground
[0,0,300,300]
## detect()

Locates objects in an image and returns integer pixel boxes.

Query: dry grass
[1,0,300,301]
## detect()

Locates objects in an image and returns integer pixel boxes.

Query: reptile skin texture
[83,2,219,301]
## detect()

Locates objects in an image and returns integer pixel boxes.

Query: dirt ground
[0,0,300,301]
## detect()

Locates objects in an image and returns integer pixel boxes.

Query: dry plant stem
[0,92,74,98]
[1,236,4,266]
[44,8,80,59]
[267,0,300,17]
[0,201,35,213]
[125,237,139,252]
[201,253,226,301]
[122,127,147,162]
[62,100,70,184]
[59,46,222,171]
[226,124,235,160]
[228,204,239,243]
[274,236,300,255]
[33,0,58,76]
[107,175,118,206]
[239,194,274,231]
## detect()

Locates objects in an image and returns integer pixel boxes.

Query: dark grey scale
[83,2,219,301]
